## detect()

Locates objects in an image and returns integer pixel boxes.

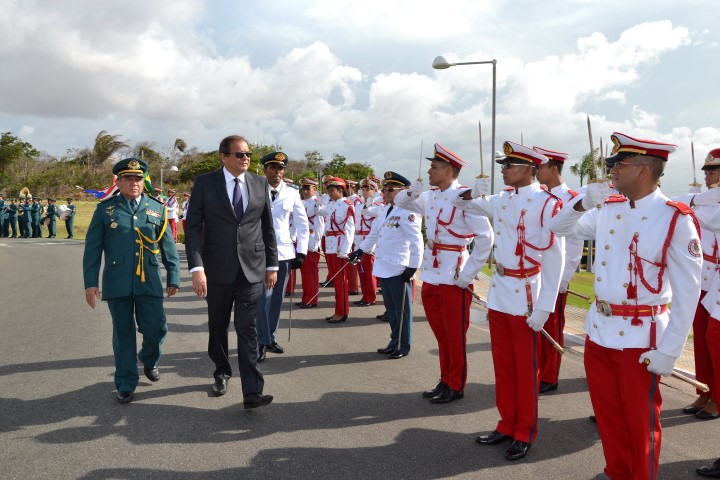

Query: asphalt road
[0,238,716,479]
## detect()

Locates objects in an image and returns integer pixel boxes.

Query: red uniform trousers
[538,291,568,385]
[358,253,377,304]
[488,310,540,444]
[300,251,320,306]
[694,291,715,397]
[585,338,662,480]
[182,219,186,232]
[326,253,349,317]
[285,268,297,295]
[347,262,359,292]
[707,318,720,404]
[421,282,471,392]
[168,218,178,242]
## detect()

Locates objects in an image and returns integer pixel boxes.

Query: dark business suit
[185,168,278,395]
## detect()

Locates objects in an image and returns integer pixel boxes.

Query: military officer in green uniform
[30,197,40,238]
[65,197,76,239]
[46,198,57,238]
[0,194,6,237]
[36,198,44,238]
[83,158,180,403]
[18,197,32,238]
[7,198,18,237]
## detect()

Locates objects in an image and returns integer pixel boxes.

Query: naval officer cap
[500,141,549,166]
[382,171,411,187]
[533,146,569,162]
[325,177,347,189]
[360,178,378,190]
[261,151,288,168]
[113,158,148,178]
[426,143,468,169]
[701,148,720,171]
[299,178,319,186]
[605,132,677,168]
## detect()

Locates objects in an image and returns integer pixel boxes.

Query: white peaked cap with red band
[702,148,720,170]
[608,132,677,161]
[426,143,468,169]
[533,146,569,162]
[500,141,549,166]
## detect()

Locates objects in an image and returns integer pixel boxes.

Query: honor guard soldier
[345,179,362,295]
[46,198,57,238]
[83,158,180,403]
[65,197,76,239]
[297,178,325,308]
[533,146,585,393]
[672,147,720,420]
[317,177,355,323]
[353,177,383,306]
[255,152,309,360]
[395,143,494,403]
[164,190,179,242]
[549,132,702,479]
[350,171,423,358]
[453,141,564,461]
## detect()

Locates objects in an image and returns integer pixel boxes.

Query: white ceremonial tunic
[455,182,565,316]
[359,204,423,278]
[354,199,383,254]
[269,182,309,261]
[318,198,355,256]
[395,180,494,286]
[674,194,720,291]
[303,196,325,253]
[549,189,702,358]
[550,183,585,287]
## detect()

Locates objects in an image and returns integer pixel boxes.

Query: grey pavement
[0,238,716,479]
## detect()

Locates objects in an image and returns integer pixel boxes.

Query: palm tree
[92,130,129,167]
[174,138,187,153]
[569,149,600,186]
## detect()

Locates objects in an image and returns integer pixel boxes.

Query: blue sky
[1,0,718,194]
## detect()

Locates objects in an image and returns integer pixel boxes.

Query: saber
[691,141,700,187]
[587,115,597,181]
[418,140,424,181]
[567,289,591,301]
[672,371,709,392]
[396,277,409,354]
[304,258,350,306]
[478,121,488,178]
[599,136,606,179]
[643,359,709,392]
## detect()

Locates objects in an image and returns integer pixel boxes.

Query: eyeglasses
[500,163,530,170]
[611,160,639,169]
[301,186,314,190]
[381,187,402,193]
[228,151,252,158]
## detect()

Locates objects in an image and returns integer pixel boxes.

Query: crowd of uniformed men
[81,133,720,479]
[0,195,75,239]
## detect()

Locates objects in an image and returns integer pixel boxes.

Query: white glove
[471,177,491,198]
[693,187,720,206]
[559,280,569,294]
[581,181,611,210]
[409,179,424,200]
[453,271,474,290]
[338,252,348,259]
[364,196,374,208]
[639,350,676,376]
[526,309,551,332]
[689,185,702,194]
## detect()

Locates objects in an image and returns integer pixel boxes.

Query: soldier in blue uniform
[7,198,18,237]
[36,198,44,238]
[18,197,32,238]
[83,158,180,403]
[65,197,76,239]
[46,198,57,238]
[30,197,40,238]
[0,194,6,237]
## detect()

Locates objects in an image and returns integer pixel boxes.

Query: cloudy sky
[1,0,718,194]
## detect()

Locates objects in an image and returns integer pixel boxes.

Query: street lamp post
[432,55,497,193]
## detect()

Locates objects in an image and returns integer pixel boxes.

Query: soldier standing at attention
[30,197,40,238]
[549,132,701,479]
[453,142,565,461]
[46,198,57,238]
[7,198,18,238]
[394,143,494,404]
[83,158,180,403]
[65,197,76,239]
[0,194,5,237]
[533,146,585,394]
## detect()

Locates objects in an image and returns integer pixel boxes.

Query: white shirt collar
[223,167,246,183]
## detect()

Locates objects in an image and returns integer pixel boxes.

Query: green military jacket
[83,194,181,299]
[8,203,17,219]
[46,204,56,219]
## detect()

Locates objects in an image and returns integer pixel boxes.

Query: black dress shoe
[430,387,463,404]
[539,381,557,393]
[697,458,720,478]
[377,346,395,354]
[257,345,266,362]
[144,366,160,382]
[388,351,407,359]
[589,415,597,423]
[212,378,228,396]
[353,300,372,306]
[327,315,348,323]
[422,381,448,398]
[296,302,308,307]
[300,303,317,309]
[243,393,273,409]
[505,440,531,460]
[117,391,134,403]
[349,290,359,295]
[267,342,285,354]
[284,292,291,297]
[376,311,388,320]
[475,430,513,445]
[696,409,720,420]
[683,403,707,414]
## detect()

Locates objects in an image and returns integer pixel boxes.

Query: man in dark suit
[185,135,278,409]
